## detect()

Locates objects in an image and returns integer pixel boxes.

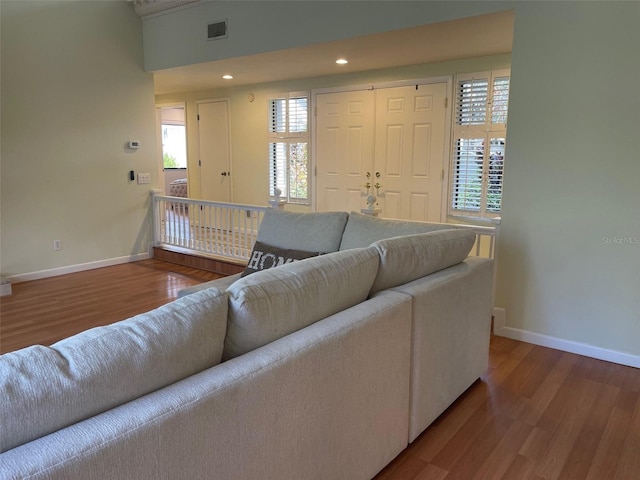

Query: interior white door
[374,83,448,221]
[197,100,231,202]
[315,90,375,212]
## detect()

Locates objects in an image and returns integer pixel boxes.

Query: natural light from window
[162,124,187,169]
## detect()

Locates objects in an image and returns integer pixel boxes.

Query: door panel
[383,190,402,219]
[374,83,447,221]
[198,100,231,202]
[316,90,374,212]
[315,83,447,221]
[410,192,429,221]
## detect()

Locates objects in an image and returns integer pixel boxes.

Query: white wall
[148,1,640,363]
[1,1,158,278]
[142,0,506,71]
[156,54,511,209]
[495,2,640,361]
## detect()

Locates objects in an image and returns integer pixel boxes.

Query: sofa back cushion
[339,212,453,251]
[257,208,348,253]
[223,248,379,360]
[0,288,228,453]
[369,229,476,295]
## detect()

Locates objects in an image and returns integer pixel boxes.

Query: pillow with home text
[241,241,320,277]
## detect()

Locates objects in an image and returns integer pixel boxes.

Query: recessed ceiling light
[222,74,233,80]
[336,58,348,65]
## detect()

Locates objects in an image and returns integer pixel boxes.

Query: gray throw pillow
[241,240,320,277]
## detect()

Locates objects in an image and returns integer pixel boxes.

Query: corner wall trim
[492,307,640,369]
[7,253,150,283]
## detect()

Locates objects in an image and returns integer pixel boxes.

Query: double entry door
[315,82,447,222]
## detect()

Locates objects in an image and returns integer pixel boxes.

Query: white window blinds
[450,70,510,220]
[456,78,488,126]
[268,92,309,204]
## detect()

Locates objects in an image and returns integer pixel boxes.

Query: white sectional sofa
[0,210,494,480]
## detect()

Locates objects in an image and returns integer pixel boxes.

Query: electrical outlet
[53,240,62,251]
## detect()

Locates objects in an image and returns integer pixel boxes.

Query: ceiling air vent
[207,20,228,40]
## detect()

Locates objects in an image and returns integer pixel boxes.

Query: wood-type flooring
[1,259,639,479]
[0,259,222,354]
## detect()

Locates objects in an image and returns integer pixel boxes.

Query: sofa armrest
[385,257,494,442]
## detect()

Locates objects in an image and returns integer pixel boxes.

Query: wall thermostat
[128,140,141,150]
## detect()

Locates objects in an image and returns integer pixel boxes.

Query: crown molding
[129,0,202,18]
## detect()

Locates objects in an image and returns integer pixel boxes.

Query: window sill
[447,214,501,226]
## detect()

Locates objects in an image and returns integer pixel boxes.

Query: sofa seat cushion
[339,212,453,251]
[369,229,476,294]
[223,248,379,360]
[0,287,228,453]
[257,208,348,253]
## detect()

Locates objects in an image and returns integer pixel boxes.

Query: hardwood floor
[375,336,640,480]
[1,260,639,478]
[0,259,222,354]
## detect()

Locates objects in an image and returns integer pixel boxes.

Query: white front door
[374,83,448,221]
[315,83,448,221]
[197,100,231,202]
[315,89,375,212]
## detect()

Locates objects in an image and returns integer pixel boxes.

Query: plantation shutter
[288,95,308,133]
[269,142,287,197]
[450,70,510,219]
[269,97,286,133]
[487,137,505,213]
[452,138,484,212]
[268,92,309,204]
[491,76,510,125]
[456,77,488,126]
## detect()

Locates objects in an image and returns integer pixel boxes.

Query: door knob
[221,172,230,176]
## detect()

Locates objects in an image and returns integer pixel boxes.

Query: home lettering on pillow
[241,241,320,277]
[247,250,295,270]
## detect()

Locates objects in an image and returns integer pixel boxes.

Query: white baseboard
[493,307,640,369]
[7,253,150,284]
[492,307,506,333]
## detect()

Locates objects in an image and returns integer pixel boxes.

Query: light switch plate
[137,173,151,184]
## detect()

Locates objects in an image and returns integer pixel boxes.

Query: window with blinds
[268,92,309,204]
[450,70,510,220]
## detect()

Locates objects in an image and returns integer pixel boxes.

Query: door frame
[195,98,233,202]
[155,102,188,195]
[311,76,453,220]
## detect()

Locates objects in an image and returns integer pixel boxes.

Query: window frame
[448,69,510,222]
[161,122,188,169]
[267,91,310,205]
